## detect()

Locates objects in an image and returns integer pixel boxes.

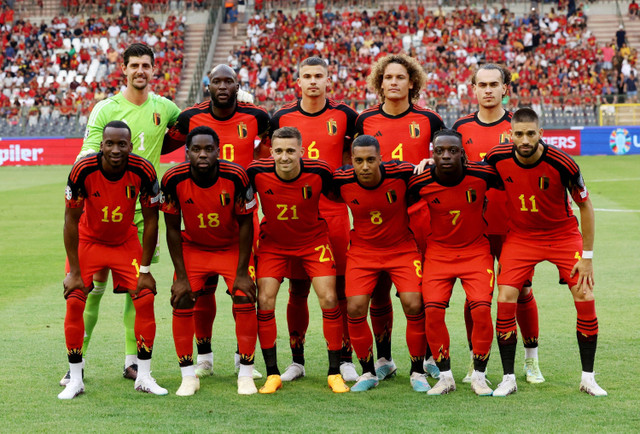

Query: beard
[212,93,237,109]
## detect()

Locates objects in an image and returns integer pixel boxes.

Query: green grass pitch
[0,156,638,431]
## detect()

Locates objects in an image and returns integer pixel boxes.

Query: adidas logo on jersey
[351,199,360,205]
[465,138,473,145]
[374,131,383,137]
[185,198,194,204]
[92,191,101,197]
[431,198,440,204]
[265,189,274,195]
[505,177,514,183]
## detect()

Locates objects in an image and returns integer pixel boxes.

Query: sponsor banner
[0,137,82,166]
[580,126,640,156]
[542,129,581,155]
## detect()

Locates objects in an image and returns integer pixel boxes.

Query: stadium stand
[1,0,638,135]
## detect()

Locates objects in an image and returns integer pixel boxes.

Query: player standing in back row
[270,56,359,383]
[356,54,444,381]
[453,64,543,384]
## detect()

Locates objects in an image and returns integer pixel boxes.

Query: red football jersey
[452,111,512,235]
[271,98,357,217]
[333,161,416,250]
[355,103,445,164]
[247,158,332,251]
[65,153,160,245]
[452,111,512,161]
[166,100,270,168]
[160,160,256,250]
[408,162,500,254]
[485,143,589,239]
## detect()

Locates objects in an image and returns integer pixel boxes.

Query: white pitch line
[573,207,640,213]
[589,178,640,183]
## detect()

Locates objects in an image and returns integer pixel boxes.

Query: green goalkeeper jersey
[81,92,181,168]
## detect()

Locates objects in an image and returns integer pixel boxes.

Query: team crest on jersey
[220,192,231,206]
[466,188,477,203]
[65,185,72,200]
[126,185,136,199]
[237,122,248,139]
[302,185,312,199]
[386,189,397,203]
[153,112,161,126]
[499,130,511,144]
[539,176,550,190]
[326,119,338,136]
[409,122,421,139]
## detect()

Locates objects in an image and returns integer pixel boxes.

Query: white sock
[581,371,595,382]
[197,352,213,364]
[137,358,151,377]
[69,362,83,382]
[524,347,538,359]
[181,365,196,378]
[238,364,254,378]
[125,354,137,368]
[439,370,453,380]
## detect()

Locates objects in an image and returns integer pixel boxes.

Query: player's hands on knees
[571,258,594,295]
[232,273,257,303]
[63,272,87,298]
[170,277,194,308]
[135,273,157,297]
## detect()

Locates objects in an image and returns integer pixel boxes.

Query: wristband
[139,265,151,274]
[582,251,593,259]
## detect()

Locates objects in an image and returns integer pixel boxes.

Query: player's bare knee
[347,297,368,318]
[400,294,423,315]
[233,295,253,305]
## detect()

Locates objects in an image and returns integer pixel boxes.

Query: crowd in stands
[227,1,637,123]
[0,0,185,133]
[1,0,639,133]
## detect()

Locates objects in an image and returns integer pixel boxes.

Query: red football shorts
[498,233,583,289]
[287,211,350,279]
[182,243,255,297]
[484,189,508,236]
[423,250,494,304]
[71,234,142,293]
[345,243,422,297]
[408,200,431,255]
[257,238,337,280]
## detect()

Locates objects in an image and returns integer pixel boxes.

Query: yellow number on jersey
[449,210,461,225]
[222,144,235,161]
[197,213,220,228]
[101,206,123,222]
[307,141,320,159]
[276,204,299,220]
[518,194,539,212]
[391,143,403,161]
[370,211,383,225]
[132,258,140,277]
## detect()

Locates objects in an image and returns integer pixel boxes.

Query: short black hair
[272,126,302,146]
[299,56,328,71]
[512,107,539,125]
[104,120,131,138]
[186,125,220,148]
[433,129,462,144]
[123,43,154,66]
[352,134,380,153]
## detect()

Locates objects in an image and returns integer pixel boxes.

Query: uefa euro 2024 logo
[609,128,631,155]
